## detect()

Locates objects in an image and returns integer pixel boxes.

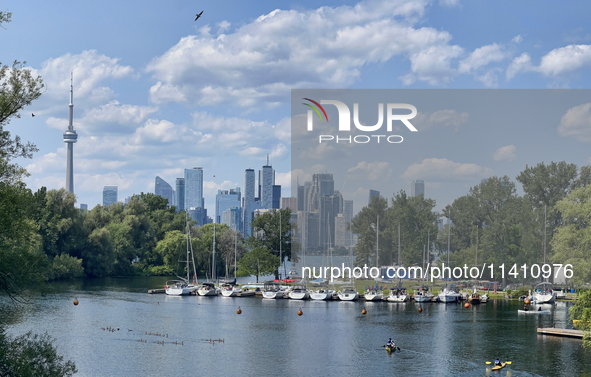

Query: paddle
[485,361,512,365]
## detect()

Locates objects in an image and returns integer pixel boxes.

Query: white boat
[165,280,196,296]
[310,287,334,300]
[166,213,198,296]
[414,288,434,302]
[262,282,286,299]
[387,288,409,302]
[438,287,461,303]
[289,285,310,300]
[480,293,489,303]
[338,286,359,301]
[221,283,241,297]
[518,309,551,314]
[198,282,220,296]
[364,290,384,301]
[532,282,555,304]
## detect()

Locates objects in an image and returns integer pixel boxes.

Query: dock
[537,328,585,339]
[148,288,166,294]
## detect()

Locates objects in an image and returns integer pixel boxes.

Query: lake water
[1,276,590,377]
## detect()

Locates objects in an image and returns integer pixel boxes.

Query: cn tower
[63,73,78,193]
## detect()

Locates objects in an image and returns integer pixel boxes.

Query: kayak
[491,362,506,371]
[385,345,396,353]
[518,309,550,314]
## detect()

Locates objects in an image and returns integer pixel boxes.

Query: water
[1,277,590,377]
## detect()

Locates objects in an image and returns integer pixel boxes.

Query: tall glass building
[103,186,118,206]
[243,168,255,238]
[215,188,241,224]
[175,178,185,211]
[259,164,275,209]
[411,180,425,197]
[155,176,173,207]
[184,167,204,210]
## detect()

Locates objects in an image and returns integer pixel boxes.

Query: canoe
[491,362,506,371]
[518,309,550,314]
[385,345,396,353]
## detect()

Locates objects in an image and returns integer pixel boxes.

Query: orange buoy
[236,306,242,315]
[297,308,303,316]
[464,302,470,308]
[362,307,367,315]
[164,285,168,290]
[418,307,423,313]
[73,298,79,306]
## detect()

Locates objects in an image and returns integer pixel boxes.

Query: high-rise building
[369,189,380,204]
[80,203,87,211]
[63,73,78,193]
[243,168,255,238]
[411,180,425,197]
[281,197,297,211]
[335,213,348,247]
[259,161,275,209]
[216,188,241,224]
[222,207,241,231]
[272,184,281,209]
[185,167,204,210]
[188,207,208,225]
[124,196,131,204]
[155,176,174,207]
[297,183,305,211]
[103,186,118,206]
[175,178,185,211]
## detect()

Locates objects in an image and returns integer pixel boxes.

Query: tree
[570,289,591,350]
[218,227,246,278]
[350,195,388,267]
[551,185,591,285]
[236,246,279,283]
[0,327,77,376]
[249,208,292,277]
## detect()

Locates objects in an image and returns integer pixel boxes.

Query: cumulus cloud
[558,103,591,142]
[493,145,517,161]
[511,35,523,44]
[458,43,507,74]
[402,158,495,181]
[146,0,461,106]
[538,44,591,76]
[347,161,392,181]
[506,52,534,80]
[413,109,469,131]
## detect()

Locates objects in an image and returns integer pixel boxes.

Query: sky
[3,0,591,213]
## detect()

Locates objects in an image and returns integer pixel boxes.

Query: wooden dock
[537,328,585,338]
[148,288,166,294]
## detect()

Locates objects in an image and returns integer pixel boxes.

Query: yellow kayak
[491,362,506,371]
[385,345,397,353]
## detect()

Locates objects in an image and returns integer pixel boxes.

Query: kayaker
[494,358,501,366]
[387,338,394,347]
[538,307,542,311]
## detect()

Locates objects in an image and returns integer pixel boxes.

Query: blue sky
[3,0,591,212]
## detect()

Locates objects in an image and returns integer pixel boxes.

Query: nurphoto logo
[303,98,418,144]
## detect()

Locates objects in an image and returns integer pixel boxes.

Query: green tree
[218,227,246,279]
[350,195,388,267]
[0,327,77,376]
[248,208,292,277]
[551,185,591,285]
[154,230,186,276]
[236,246,279,283]
[570,289,591,349]
[81,227,114,277]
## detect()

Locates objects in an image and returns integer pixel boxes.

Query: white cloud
[146,0,460,106]
[402,158,495,181]
[477,68,501,88]
[538,44,591,76]
[558,103,591,142]
[439,0,460,7]
[511,35,523,44]
[347,161,392,181]
[506,52,534,80]
[458,43,507,74]
[493,145,517,161]
[270,143,288,159]
[80,101,158,131]
[413,109,469,131]
[131,119,186,144]
[240,147,264,156]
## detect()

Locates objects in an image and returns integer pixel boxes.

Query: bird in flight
[195,11,204,21]
[31,113,35,117]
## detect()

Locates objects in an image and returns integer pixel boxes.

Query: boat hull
[221,289,241,297]
[533,293,555,304]
[310,290,333,300]
[364,293,383,301]
[198,288,219,296]
[262,291,285,299]
[289,291,310,300]
[518,309,550,314]
[338,292,359,301]
[491,362,507,371]
[387,294,408,302]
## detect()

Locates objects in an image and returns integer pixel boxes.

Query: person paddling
[387,338,394,347]
[494,358,501,366]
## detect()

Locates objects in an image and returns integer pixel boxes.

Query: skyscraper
[155,176,173,207]
[184,167,204,210]
[369,189,380,204]
[103,186,118,206]
[215,188,241,224]
[411,180,425,197]
[222,207,241,231]
[63,73,78,193]
[175,178,185,211]
[272,184,281,209]
[259,161,275,209]
[243,169,255,238]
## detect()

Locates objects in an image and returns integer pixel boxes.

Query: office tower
[319,195,334,249]
[188,207,207,225]
[215,188,241,224]
[103,186,118,206]
[222,207,241,231]
[369,189,380,204]
[297,211,319,250]
[63,73,78,193]
[243,169,255,238]
[80,204,87,211]
[297,183,305,211]
[411,180,425,197]
[259,159,275,209]
[184,167,204,210]
[318,173,335,197]
[155,176,174,207]
[272,185,281,209]
[281,197,297,211]
[175,178,185,211]
[343,200,353,222]
[124,196,131,204]
[335,213,347,247]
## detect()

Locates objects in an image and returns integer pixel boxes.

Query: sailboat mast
[186,213,190,282]
[279,210,282,280]
[234,225,237,279]
[212,222,216,283]
[543,205,547,265]
[376,215,379,268]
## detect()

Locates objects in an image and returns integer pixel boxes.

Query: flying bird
[195,11,203,21]
[31,113,35,117]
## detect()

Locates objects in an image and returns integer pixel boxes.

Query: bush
[50,254,85,280]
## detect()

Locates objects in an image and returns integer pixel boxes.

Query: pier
[537,328,585,339]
